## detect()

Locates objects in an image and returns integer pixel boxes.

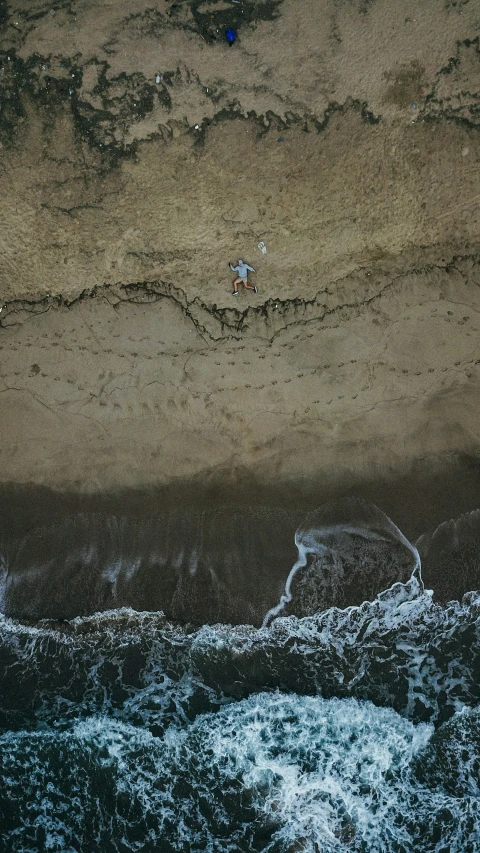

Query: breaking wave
[1,498,479,851]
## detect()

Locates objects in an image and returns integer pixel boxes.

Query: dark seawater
[1,497,479,852]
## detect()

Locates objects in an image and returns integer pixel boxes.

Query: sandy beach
[0,0,479,519]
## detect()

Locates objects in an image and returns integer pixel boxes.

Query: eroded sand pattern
[0,0,479,499]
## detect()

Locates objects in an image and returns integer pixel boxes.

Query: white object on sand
[258,241,267,254]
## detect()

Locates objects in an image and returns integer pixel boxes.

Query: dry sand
[0,0,479,522]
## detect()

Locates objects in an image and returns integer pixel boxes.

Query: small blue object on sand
[226,28,236,45]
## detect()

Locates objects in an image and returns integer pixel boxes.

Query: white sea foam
[0,500,479,851]
[2,695,479,852]
[262,501,420,627]
[0,571,478,733]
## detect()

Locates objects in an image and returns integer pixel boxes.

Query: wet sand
[1,464,480,623]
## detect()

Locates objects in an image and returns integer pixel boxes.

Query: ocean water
[0,497,479,852]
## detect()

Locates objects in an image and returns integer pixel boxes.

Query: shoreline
[1,460,479,620]
[2,459,480,542]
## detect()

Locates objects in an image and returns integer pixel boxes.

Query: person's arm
[229,263,237,271]
[246,264,255,272]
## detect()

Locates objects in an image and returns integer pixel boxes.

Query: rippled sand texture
[0,0,479,494]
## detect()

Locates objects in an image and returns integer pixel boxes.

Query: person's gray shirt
[230,261,255,279]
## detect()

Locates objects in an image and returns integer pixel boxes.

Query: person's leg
[232,277,242,294]
[243,282,258,292]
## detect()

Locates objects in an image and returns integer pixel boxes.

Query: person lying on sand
[229,260,257,295]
